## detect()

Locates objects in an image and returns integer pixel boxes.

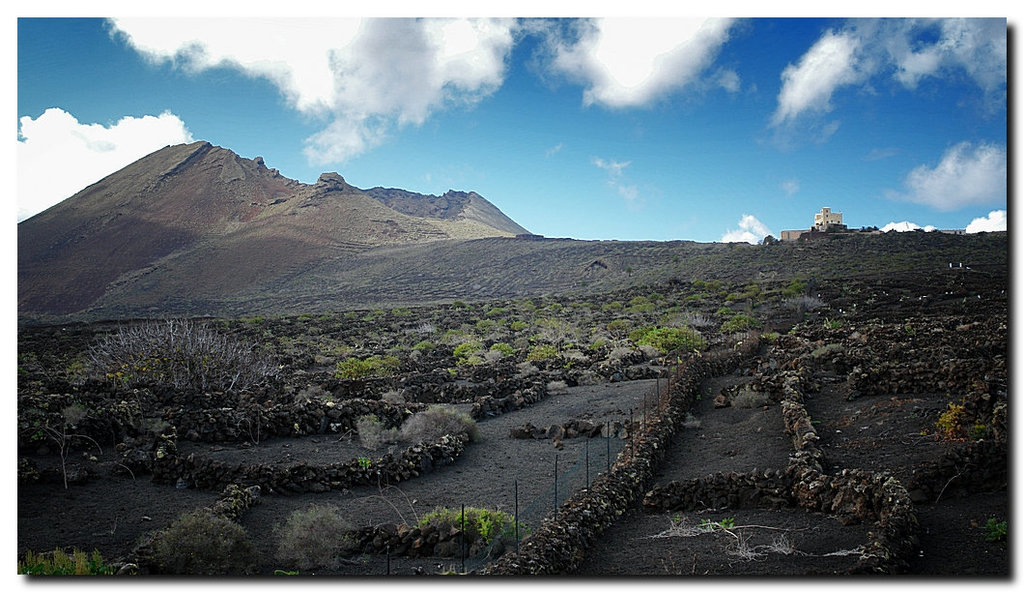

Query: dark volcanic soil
[15,266,1010,578]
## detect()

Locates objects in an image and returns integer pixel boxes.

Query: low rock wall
[152,432,468,494]
[481,340,760,575]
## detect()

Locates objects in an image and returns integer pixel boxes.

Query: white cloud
[721,214,773,244]
[880,221,937,233]
[780,179,800,196]
[546,18,736,108]
[592,157,639,204]
[17,108,193,221]
[773,19,1006,127]
[772,29,866,126]
[890,142,1006,211]
[965,210,1006,233]
[887,19,1006,99]
[109,18,517,164]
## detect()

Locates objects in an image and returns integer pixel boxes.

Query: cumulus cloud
[773,18,1006,127]
[889,142,1006,211]
[544,18,736,108]
[780,179,800,196]
[721,214,773,244]
[109,18,517,164]
[772,29,866,126]
[17,108,193,221]
[880,221,937,233]
[965,210,1006,233]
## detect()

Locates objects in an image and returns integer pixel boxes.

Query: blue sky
[15,9,1010,243]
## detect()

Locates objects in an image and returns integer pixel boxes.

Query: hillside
[18,141,529,319]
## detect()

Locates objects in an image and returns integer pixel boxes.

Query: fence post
[386,544,390,576]
[514,479,520,554]
[606,421,611,472]
[585,437,590,489]
[554,454,558,514]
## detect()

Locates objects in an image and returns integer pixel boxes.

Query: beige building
[814,207,843,230]
[780,206,848,241]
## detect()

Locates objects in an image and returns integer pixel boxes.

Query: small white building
[814,207,844,230]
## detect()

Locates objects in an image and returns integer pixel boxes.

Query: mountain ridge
[18,141,530,317]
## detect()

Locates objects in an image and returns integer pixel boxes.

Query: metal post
[514,479,520,554]
[554,454,558,513]
[585,437,590,489]
[386,544,390,576]
[606,421,611,472]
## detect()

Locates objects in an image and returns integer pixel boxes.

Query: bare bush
[153,510,257,575]
[785,295,825,313]
[88,319,278,393]
[356,414,399,450]
[731,389,770,409]
[400,405,480,444]
[274,504,358,571]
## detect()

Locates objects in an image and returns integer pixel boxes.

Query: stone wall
[481,340,760,575]
[151,432,469,494]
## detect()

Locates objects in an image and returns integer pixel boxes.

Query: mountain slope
[18,141,528,317]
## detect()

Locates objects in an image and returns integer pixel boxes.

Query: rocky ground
[15,264,1009,578]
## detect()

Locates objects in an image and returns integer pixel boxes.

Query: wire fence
[456,372,680,573]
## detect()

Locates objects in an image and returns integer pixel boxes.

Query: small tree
[28,404,102,490]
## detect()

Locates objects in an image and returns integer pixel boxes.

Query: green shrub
[153,510,257,575]
[635,326,705,353]
[18,549,113,575]
[474,319,497,333]
[489,342,515,356]
[417,507,524,547]
[720,314,761,333]
[453,340,484,359]
[275,504,358,570]
[606,319,632,336]
[508,320,528,332]
[936,401,967,440]
[782,279,807,298]
[412,340,434,351]
[526,344,559,362]
[334,355,400,379]
[486,307,508,317]
[400,405,480,443]
[983,518,1007,543]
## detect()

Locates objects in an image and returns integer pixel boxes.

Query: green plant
[334,355,400,379]
[153,510,257,575]
[18,548,114,575]
[635,326,705,354]
[275,504,358,570]
[936,401,967,440]
[782,279,807,298]
[823,318,844,330]
[400,405,480,443]
[489,342,515,356]
[417,507,525,547]
[453,340,484,359]
[412,340,434,351]
[700,517,736,531]
[526,344,559,362]
[983,518,1007,543]
[720,314,761,334]
[357,456,372,469]
[508,320,528,332]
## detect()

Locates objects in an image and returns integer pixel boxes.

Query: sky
[13,5,1012,244]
